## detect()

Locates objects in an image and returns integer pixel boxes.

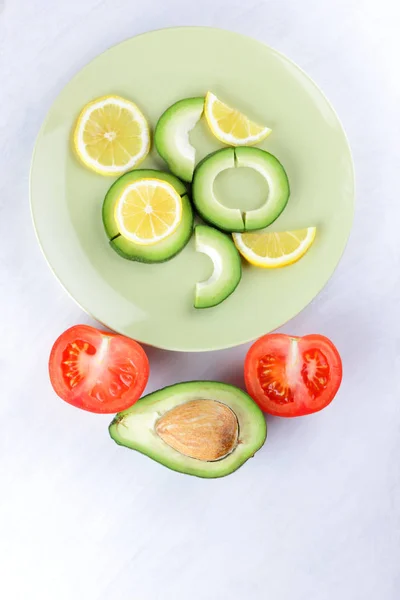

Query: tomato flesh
[61,339,96,391]
[301,348,330,399]
[257,353,294,405]
[245,334,342,417]
[49,325,150,413]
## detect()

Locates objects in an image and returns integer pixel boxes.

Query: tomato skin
[244,334,342,417]
[49,325,149,413]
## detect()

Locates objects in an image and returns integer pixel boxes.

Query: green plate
[30,27,354,352]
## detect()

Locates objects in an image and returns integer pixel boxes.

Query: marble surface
[1,1,399,599]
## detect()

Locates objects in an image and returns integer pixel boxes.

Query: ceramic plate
[30,27,354,352]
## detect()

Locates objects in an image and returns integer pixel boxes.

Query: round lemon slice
[115,178,182,246]
[232,227,316,268]
[204,92,272,146]
[73,95,150,176]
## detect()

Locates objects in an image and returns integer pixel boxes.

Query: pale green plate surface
[30,27,354,352]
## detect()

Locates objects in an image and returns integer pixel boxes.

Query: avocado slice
[192,148,243,230]
[109,381,267,478]
[192,147,290,232]
[154,97,204,182]
[195,224,242,309]
[236,147,290,230]
[103,169,193,263]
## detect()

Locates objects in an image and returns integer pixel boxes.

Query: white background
[1,1,399,599]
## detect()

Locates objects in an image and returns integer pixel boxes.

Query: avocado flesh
[195,225,242,309]
[109,381,267,478]
[235,147,290,230]
[192,148,244,231]
[154,97,204,182]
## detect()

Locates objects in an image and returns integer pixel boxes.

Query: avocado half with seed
[109,381,267,478]
[154,97,204,182]
[102,169,194,263]
[194,225,242,309]
[192,147,290,232]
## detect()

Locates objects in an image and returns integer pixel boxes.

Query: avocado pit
[155,399,239,461]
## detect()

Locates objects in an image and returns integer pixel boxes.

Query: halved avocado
[195,225,242,309]
[103,169,193,263]
[154,97,204,182]
[192,147,290,232]
[109,381,267,478]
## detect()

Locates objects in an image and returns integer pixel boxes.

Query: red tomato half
[49,325,150,413]
[244,334,342,417]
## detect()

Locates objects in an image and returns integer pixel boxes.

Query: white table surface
[1,1,399,599]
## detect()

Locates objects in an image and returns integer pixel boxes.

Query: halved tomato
[49,325,150,413]
[244,334,342,417]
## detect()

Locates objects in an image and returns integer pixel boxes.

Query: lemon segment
[115,179,182,246]
[73,95,150,175]
[232,227,316,268]
[204,92,271,146]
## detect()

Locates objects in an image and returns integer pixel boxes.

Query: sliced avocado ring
[103,169,187,239]
[195,225,242,309]
[111,195,193,263]
[103,169,193,263]
[109,381,267,478]
[192,147,290,232]
[154,97,204,182]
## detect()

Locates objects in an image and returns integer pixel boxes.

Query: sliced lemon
[232,227,316,268]
[73,95,150,176]
[204,92,272,146]
[114,178,182,246]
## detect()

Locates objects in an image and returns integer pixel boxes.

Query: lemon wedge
[204,92,271,146]
[232,227,316,268]
[73,95,150,176]
[114,178,182,246]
